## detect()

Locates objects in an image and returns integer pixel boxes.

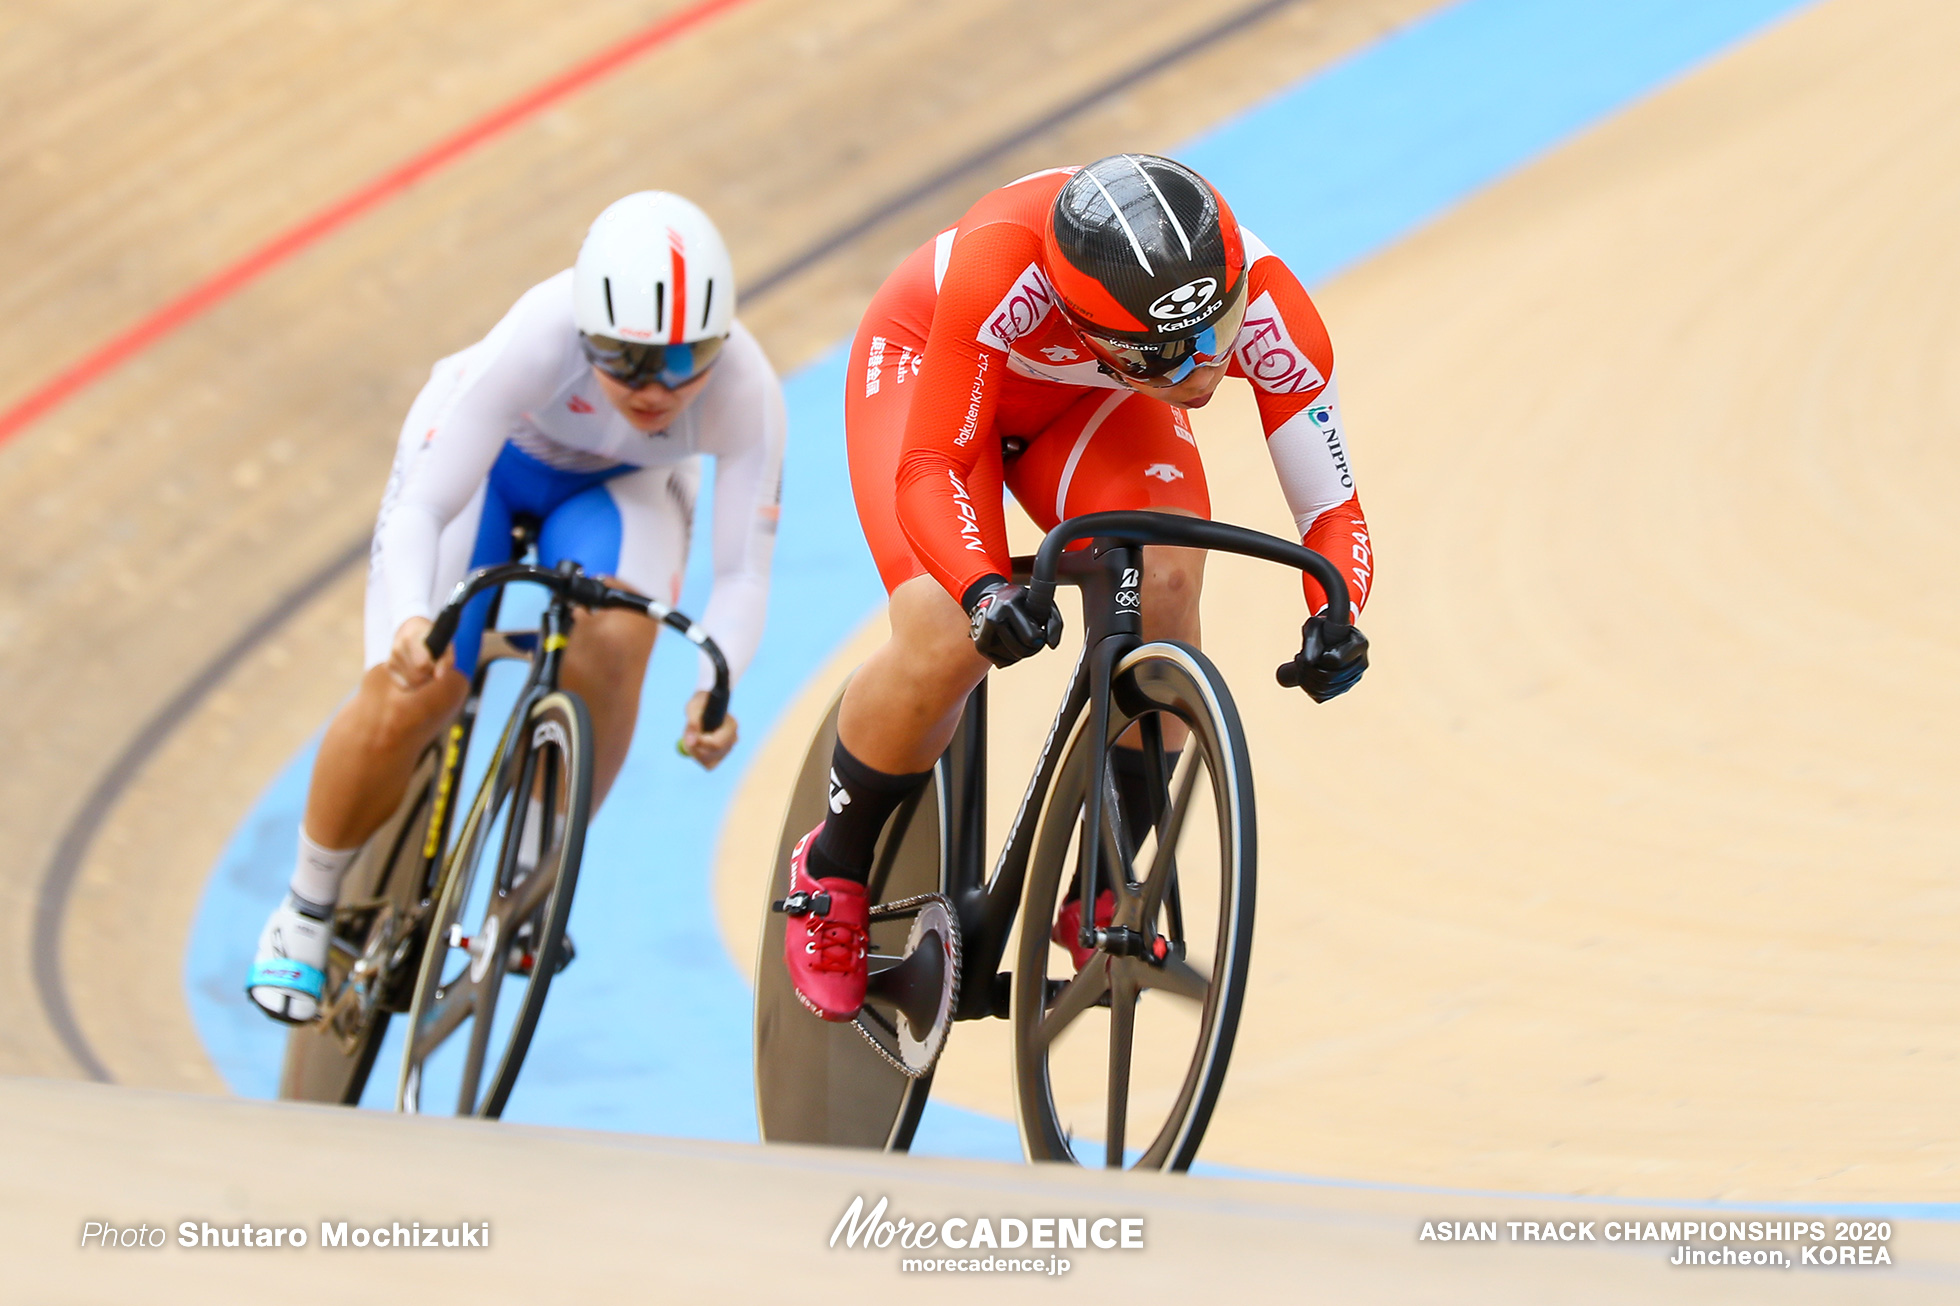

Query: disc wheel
[398,690,592,1118]
[753,682,962,1149]
[278,740,445,1105]
[1013,642,1255,1170]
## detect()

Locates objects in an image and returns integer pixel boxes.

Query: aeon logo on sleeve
[978,264,1058,352]
[1234,292,1326,396]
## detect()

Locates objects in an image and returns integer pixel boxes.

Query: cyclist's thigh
[550,460,696,606]
[1004,388,1211,530]
[844,240,947,595]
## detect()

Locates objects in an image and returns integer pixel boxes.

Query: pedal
[508,921,574,977]
[851,894,961,1080]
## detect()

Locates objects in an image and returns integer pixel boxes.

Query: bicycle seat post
[508,513,542,562]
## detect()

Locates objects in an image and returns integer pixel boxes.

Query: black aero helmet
[1043,154,1249,382]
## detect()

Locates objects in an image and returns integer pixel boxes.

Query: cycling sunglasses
[579,332,727,390]
[1074,283,1249,386]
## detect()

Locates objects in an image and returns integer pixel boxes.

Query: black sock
[808,741,932,885]
[1066,745,1182,900]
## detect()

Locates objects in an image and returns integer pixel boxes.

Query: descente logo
[830,1195,1144,1253]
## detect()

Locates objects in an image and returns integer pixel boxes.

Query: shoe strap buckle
[772,890,833,918]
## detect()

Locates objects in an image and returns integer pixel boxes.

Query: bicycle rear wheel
[397,690,592,1117]
[278,740,444,1105]
[1012,641,1254,1170]
[753,681,955,1150]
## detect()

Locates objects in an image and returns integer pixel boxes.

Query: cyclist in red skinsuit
[781,155,1372,1021]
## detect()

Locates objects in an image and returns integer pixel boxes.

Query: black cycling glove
[1276,613,1369,703]
[964,577,1063,668]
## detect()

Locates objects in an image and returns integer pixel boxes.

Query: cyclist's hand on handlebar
[389,616,441,691]
[1277,613,1369,703]
[965,578,1062,668]
[681,689,738,770]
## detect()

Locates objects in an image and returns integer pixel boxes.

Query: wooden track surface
[0,0,1443,1083]
[5,0,1954,1235]
[10,1078,1957,1302]
[718,0,1960,1202]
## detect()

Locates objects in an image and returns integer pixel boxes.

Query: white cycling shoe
[245,896,332,1025]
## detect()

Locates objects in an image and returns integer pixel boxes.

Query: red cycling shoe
[1050,889,1116,971]
[780,823,870,1022]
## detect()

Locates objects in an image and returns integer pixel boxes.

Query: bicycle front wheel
[1013,641,1255,1170]
[397,690,592,1118]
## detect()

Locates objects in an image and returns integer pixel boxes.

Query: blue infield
[186,0,1819,1173]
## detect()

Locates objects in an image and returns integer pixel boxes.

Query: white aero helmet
[574,192,735,388]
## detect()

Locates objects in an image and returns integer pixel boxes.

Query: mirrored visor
[1073,284,1249,383]
[579,332,727,389]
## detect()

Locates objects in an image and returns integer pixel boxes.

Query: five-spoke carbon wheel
[398,690,592,1117]
[1013,642,1254,1170]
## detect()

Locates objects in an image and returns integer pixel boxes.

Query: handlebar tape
[424,609,461,661]
[699,686,729,734]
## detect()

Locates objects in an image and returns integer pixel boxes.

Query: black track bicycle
[279,519,728,1118]
[753,510,1354,1169]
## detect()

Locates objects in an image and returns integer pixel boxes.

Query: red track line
[0,0,756,447]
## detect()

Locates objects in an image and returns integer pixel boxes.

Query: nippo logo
[1234,291,1326,397]
[978,264,1058,351]
[1148,277,1217,321]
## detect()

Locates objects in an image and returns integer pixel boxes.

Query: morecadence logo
[830,1194,1145,1276]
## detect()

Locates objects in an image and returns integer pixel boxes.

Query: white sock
[289,829,359,913]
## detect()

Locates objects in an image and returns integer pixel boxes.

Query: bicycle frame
[410,533,736,986]
[416,527,567,917]
[930,511,1352,1022]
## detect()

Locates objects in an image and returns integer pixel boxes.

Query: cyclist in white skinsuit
[247,193,786,1023]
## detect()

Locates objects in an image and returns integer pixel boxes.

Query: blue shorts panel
[450,442,628,676]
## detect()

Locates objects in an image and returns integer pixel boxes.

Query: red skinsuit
[845,167,1372,615]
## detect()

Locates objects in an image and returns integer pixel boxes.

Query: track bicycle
[753,510,1354,1169]
[279,519,729,1117]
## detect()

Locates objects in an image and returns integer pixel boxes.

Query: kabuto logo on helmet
[1148,278,1217,321]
